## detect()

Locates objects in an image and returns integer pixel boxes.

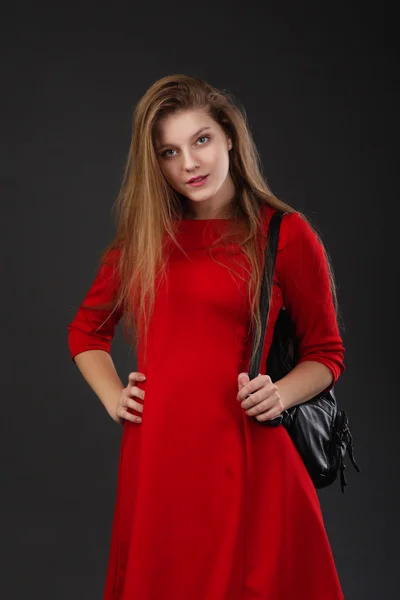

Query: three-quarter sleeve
[67,248,123,362]
[274,212,345,389]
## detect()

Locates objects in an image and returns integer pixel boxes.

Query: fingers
[237,374,274,403]
[123,392,144,413]
[128,371,146,384]
[118,372,146,424]
[127,372,146,402]
[244,391,279,416]
[236,373,283,422]
[118,393,143,423]
[237,372,250,392]
[254,404,284,422]
[128,384,145,401]
[118,404,142,424]
[240,385,279,411]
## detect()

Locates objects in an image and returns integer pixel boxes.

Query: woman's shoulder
[261,204,309,252]
[100,242,124,268]
[96,245,123,284]
[102,246,122,263]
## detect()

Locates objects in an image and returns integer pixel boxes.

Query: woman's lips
[187,175,209,187]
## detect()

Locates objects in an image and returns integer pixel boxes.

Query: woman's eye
[197,135,210,145]
[162,136,210,159]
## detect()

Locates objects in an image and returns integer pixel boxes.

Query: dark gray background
[3,2,398,599]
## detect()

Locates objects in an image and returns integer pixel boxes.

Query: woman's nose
[181,150,199,171]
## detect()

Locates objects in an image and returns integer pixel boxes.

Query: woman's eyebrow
[156,126,213,151]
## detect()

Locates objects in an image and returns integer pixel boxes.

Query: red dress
[68,205,345,600]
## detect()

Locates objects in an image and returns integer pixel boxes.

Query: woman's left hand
[237,372,285,422]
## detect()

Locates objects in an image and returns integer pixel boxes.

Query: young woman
[68,74,346,600]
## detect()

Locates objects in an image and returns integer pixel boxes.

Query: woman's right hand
[112,371,146,425]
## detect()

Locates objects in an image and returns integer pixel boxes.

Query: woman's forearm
[73,350,124,418]
[275,360,334,411]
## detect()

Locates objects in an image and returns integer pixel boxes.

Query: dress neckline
[173,217,234,248]
[172,206,271,249]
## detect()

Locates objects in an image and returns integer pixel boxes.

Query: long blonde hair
[91,74,342,365]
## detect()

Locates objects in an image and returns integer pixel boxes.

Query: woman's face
[154,108,235,216]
